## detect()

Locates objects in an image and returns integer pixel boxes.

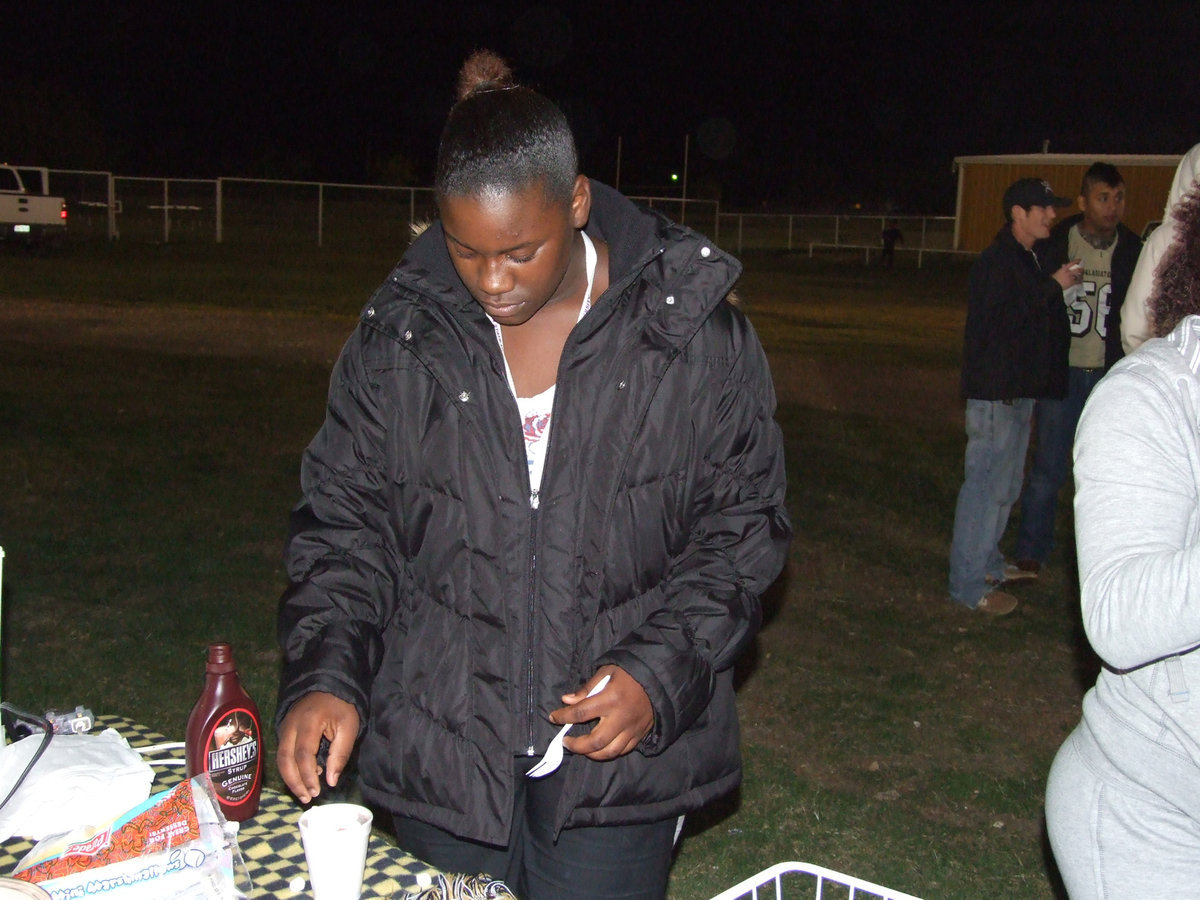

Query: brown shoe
[976,590,1018,616]
[1001,561,1038,583]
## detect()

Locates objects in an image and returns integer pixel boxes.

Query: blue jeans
[392,758,678,900]
[948,399,1034,608]
[1014,367,1106,564]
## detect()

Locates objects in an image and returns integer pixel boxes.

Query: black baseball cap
[1003,178,1072,213]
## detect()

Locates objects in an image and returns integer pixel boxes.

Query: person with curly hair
[274,50,791,900]
[1120,143,1200,353]
[1046,172,1200,895]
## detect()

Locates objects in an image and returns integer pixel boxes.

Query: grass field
[0,242,1082,898]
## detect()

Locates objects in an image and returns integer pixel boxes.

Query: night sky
[6,1,1199,212]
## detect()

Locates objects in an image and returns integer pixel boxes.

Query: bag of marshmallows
[11,775,249,900]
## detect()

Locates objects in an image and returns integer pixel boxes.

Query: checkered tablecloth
[0,716,440,898]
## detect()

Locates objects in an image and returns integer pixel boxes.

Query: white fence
[47,169,956,258]
[717,212,957,257]
[47,170,438,249]
[216,179,438,250]
[48,169,118,241]
[624,198,956,260]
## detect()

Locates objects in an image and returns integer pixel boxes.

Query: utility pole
[681,134,690,225]
[615,136,622,192]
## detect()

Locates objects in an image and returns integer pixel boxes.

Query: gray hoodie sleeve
[1074,349,1200,671]
[1122,221,1173,354]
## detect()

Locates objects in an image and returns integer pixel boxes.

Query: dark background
[6,0,1199,212]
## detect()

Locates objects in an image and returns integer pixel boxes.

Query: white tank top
[491,232,596,508]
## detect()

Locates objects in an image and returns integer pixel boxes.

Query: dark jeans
[1014,367,1106,564]
[392,758,678,900]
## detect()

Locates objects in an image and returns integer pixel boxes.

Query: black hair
[435,51,578,205]
[1080,162,1124,197]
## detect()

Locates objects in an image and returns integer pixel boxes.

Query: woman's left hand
[550,665,654,760]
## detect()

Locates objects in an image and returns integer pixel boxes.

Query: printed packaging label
[203,709,259,808]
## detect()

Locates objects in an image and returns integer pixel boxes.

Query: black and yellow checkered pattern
[0,716,439,898]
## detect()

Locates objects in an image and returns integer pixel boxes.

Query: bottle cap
[206,642,236,674]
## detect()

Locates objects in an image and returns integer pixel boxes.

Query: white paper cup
[298,803,373,900]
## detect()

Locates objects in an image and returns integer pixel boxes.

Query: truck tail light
[60,202,68,221]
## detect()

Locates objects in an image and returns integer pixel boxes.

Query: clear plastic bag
[0,729,154,843]
[12,775,250,900]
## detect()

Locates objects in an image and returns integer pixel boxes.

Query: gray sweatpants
[1046,727,1200,898]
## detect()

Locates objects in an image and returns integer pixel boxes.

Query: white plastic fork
[526,674,611,778]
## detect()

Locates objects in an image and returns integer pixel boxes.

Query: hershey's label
[204,708,260,806]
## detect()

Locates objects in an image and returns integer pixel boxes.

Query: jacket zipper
[518,242,668,756]
[525,500,539,755]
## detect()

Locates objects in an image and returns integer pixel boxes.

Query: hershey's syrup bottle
[185,643,263,821]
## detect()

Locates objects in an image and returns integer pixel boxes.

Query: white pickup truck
[0,164,67,245]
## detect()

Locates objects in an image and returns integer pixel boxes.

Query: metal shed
[952,153,1182,252]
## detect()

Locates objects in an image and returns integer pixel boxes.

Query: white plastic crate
[707,861,923,900]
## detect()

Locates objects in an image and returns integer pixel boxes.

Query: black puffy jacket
[277,182,792,845]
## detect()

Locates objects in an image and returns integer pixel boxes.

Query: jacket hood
[1166,143,1200,217]
[1149,176,1200,336]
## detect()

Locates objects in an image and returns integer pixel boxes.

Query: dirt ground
[0,298,965,428]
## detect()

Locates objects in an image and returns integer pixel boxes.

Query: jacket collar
[1048,212,1139,247]
[381,180,741,356]
[396,180,662,306]
[582,180,661,280]
[996,224,1039,257]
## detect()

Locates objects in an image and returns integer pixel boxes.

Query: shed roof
[954,153,1181,167]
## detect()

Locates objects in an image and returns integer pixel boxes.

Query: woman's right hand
[276,691,360,804]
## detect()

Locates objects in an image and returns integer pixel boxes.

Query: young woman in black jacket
[275,51,791,900]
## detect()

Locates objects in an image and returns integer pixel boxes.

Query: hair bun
[457,50,515,102]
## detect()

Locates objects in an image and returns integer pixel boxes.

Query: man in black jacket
[1013,163,1143,577]
[949,178,1078,615]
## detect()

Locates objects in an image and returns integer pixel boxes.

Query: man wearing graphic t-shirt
[1012,163,1143,578]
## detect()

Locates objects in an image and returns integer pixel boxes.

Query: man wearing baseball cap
[948,178,1080,614]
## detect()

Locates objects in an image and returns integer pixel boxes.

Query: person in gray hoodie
[1046,174,1200,896]
[1120,142,1200,353]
